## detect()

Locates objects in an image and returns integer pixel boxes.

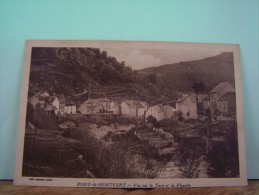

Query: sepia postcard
[14,40,247,188]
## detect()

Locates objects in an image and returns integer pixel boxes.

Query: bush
[31,110,58,130]
[207,123,239,177]
[22,130,88,178]
[146,115,160,128]
[179,155,200,178]
[26,102,34,123]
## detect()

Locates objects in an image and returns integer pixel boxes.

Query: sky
[101,47,224,70]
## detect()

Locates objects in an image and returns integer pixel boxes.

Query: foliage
[31,109,58,130]
[30,47,135,96]
[178,155,200,178]
[22,129,92,178]
[176,136,202,178]
[176,111,183,121]
[192,81,206,95]
[146,115,160,128]
[62,127,161,178]
[147,73,157,84]
[26,102,34,123]
[145,52,234,91]
[207,122,239,177]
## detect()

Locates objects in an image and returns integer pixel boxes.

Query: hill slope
[28,48,235,105]
[29,47,135,98]
[137,52,235,92]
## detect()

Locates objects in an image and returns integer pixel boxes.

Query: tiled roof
[83,99,99,105]
[48,96,57,103]
[132,101,145,108]
[151,105,163,113]
[176,95,196,103]
[84,98,111,105]
[211,82,232,93]
[163,105,177,111]
[98,98,110,102]
[59,98,66,104]
[123,100,145,108]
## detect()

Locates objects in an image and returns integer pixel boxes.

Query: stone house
[64,100,77,114]
[145,105,165,121]
[209,82,235,115]
[121,100,148,118]
[163,105,177,120]
[78,99,103,114]
[176,94,197,119]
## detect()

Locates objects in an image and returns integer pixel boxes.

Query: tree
[26,102,35,123]
[179,155,200,178]
[146,115,160,128]
[148,74,157,84]
[192,81,206,112]
[192,81,205,96]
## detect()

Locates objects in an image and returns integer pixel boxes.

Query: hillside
[137,52,235,92]
[28,47,135,99]
[28,48,235,105]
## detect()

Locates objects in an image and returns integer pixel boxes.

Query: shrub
[179,155,200,178]
[146,115,160,128]
[207,123,239,177]
[31,110,58,130]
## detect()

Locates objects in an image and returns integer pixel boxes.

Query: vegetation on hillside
[29,48,235,106]
[138,52,235,93]
[23,48,239,179]
[30,47,135,96]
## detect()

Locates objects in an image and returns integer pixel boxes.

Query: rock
[59,121,76,129]
[153,128,174,140]
[158,147,175,156]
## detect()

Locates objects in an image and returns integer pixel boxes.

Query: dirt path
[158,161,182,178]
[197,158,210,178]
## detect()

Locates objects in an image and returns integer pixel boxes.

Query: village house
[182,93,206,103]
[28,92,40,108]
[163,105,177,120]
[57,95,66,115]
[209,82,235,115]
[39,96,46,107]
[28,91,64,116]
[145,105,165,121]
[98,98,111,110]
[110,101,120,114]
[121,100,148,118]
[78,98,115,114]
[217,92,236,115]
[48,95,60,115]
[40,91,49,98]
[78,99,102,114]
[176,94,197,119]
[28,92,43,108]
[201,95,210,110]
[64,100,77,114]
[35,94,59,116]
[181,93,210,113]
